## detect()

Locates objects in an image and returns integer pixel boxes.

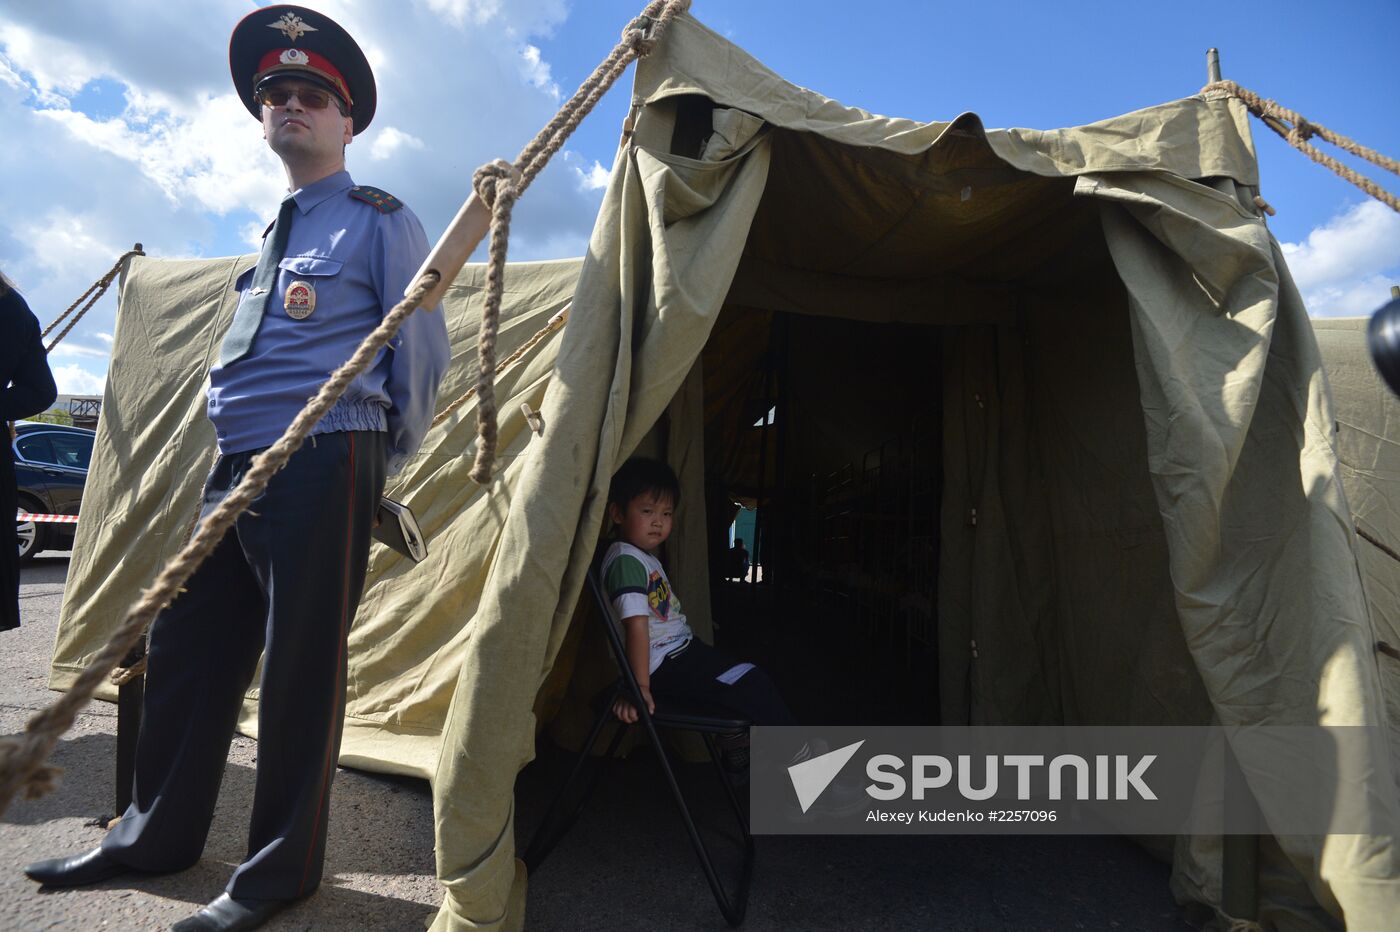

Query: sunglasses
[255,85,345,112]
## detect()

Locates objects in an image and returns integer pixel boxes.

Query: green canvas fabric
[53,256,582,778]
[50,11,1399,931]
[1312,317,1400,742]
[426,15,1396,930]
[429,104,773,932]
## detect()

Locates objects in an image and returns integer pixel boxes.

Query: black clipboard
[372,497,428,563]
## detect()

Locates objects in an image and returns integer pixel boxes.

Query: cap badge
[267,12,318,42]
[278,48,311,66]
[285,281,316,319]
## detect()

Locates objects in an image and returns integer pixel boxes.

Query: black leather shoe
[24,847,132,887]
[170,893,292,931]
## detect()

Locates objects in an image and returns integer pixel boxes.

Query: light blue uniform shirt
[207,170,449,475]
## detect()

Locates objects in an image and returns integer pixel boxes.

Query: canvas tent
[51,11,1399,932]
[1312,318,1400,734]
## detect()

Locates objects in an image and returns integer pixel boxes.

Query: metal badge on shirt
[284,280,316,319]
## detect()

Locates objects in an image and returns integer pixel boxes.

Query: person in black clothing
[1,270,59,631]
[729,536,750,579]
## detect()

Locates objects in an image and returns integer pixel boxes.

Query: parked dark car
[13,420,95,562]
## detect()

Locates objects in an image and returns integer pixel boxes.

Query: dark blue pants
[2,445,18,631]
[650,639,795,726]
[103,431,385,900]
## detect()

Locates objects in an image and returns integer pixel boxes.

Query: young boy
[603,457,794,735]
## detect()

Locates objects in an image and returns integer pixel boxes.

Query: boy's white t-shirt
[601,541,694,674]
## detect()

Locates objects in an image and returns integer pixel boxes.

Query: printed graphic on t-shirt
[601,541,693,674]
[648,570,671,619]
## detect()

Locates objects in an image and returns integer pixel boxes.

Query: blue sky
[2,0,1397,396]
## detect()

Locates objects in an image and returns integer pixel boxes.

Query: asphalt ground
[2,554,1191,930]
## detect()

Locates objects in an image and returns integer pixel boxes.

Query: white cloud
[0,2,243,102]
[49,343,111,360]
[0,22,102,97]
[369,126,427,161]
[0,53,28,91]
[37,92,285,217]
[239,220,270,251]
[16,209,124,277]
[0,0,613,393]
[421,0,569,33]
[572,158,611,191]
[94,332,113,344]
[0,0,597,238]
[505,228,593,261]
[50,363,106,396]
[422,0,506,28]
[519,45,560,100]
[1293,273,1396,319]
[1281,200,1400,317]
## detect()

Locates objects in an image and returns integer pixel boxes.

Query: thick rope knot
[473,160,520,210]
[110,656,147,686]
[461,0,690,485]
[1197,78,1399,214]
[621,0,691,57]
[621,16,658,56]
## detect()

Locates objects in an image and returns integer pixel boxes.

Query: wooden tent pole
[408,195,493,309]
[1209,42,1261,928]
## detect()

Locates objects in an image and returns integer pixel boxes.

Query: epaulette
[349,185,403,213]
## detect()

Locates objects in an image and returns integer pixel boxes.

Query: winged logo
[267,12,318,42]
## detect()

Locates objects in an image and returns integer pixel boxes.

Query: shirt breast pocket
[277,255,343,320]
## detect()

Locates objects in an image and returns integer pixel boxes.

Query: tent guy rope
[110,657,146,687]
[429,304,570,430]
[42,245,144,353]
[462,0,691,483]
[0,0,690,816]
[6,244,143,444]
[1202,80,1400,213]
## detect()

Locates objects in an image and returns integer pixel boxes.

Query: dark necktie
[220,195,296,365]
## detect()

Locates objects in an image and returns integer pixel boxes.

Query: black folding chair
[522,550,755,926]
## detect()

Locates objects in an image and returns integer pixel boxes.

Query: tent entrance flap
[678,129,1211,730]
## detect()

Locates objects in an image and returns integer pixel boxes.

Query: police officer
[24,7,449,930]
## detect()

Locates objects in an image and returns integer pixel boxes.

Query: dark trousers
[650,639,795,726]
[2,446,17,631]
[102,430,385,900]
